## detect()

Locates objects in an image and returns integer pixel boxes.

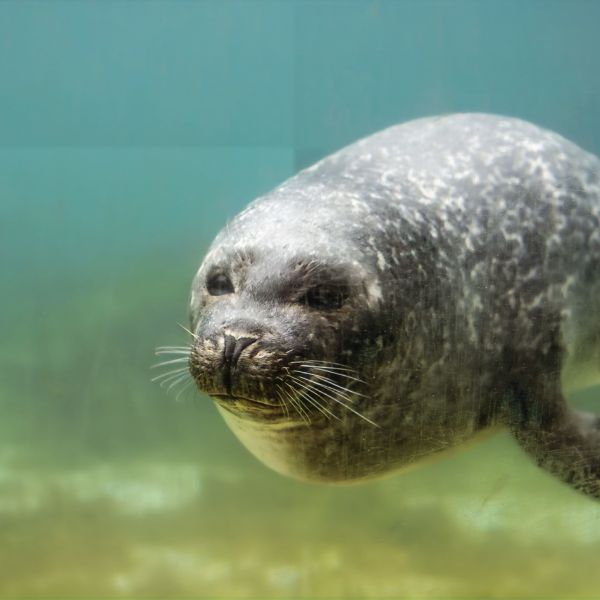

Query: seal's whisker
[288,379,339,422]
[155,349,191,357]
[156,345,191,351]
[166,373,192,392]
[175,378,195,401]
[151,366,189,382]
[295,370,368,398]
[177,323,199,339]
[286,393,311,424]
[285,393,307,424]
[278,379,302,417]
[274,385,290,420]
[152,370,189,386]
[293,374,359,405]
[294,364,367,384]
[290,359,357,372]
[290,364,356,376]
[281,381,311,424]
[289,375,377,427]
[290,373,353,404]
[289,381,333,421]
[152,365,189,375]
[151,357,190,369]
[282,368,325,422]
[301,394,336,422]
[284,384,313,424]
[160,373,190,389]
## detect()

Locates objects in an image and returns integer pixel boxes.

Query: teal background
[1,1,599,597]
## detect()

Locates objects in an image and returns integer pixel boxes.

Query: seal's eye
[303,285,347,310]
[207,272,234,296]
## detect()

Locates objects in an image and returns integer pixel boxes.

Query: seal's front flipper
[512,402,600,499]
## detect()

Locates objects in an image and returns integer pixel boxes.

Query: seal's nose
[222,334,257,394]
[223,334,257,368]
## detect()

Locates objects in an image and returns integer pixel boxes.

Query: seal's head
[185,177,427,482]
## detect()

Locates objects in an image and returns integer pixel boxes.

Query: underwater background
[1,0,600,597]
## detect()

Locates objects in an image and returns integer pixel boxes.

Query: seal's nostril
[222,335,258,395]
[231,337,258,367]
[223,334,237,366]
[223,335,258,368]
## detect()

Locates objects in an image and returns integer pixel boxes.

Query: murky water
[2,217,599,598]
[1,1,599,597]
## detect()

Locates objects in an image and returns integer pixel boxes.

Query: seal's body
[185,114,600,498]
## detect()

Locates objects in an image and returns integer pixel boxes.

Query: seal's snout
[222,334,257,394]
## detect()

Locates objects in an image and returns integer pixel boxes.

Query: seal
[169,114,600,498]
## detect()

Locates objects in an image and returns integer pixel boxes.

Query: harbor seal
[166,114,600,498]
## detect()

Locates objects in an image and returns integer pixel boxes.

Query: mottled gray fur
[188,114,600,499]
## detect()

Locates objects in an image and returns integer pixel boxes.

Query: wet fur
[174,114,600,498]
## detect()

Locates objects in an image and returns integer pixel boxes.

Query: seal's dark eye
[303,285,347,310]
[207,273,234,296]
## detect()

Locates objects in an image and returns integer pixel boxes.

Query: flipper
[511,391,600,499]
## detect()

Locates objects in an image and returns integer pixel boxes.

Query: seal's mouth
[155,337,375,427]
[210,392,292,422]
[211,393,273,407]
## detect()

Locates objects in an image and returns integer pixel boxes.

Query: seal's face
[189,252,370,419]
[186,200,394,481]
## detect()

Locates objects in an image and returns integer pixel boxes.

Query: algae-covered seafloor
[1,261,599,599]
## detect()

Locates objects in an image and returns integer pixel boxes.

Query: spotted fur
[188,114,600,497]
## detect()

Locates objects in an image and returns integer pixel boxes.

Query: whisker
[293,374,359,405]
[166,373,191,392]
[301,394,336,422]
[159,374,190,389]
[289,375,378,427]
[274,385,290,420]
[155,349,191,356]
[281,380,311,424]
[289,394,309,423]
[156,345,191,351]
[175,378,195,401]
[293,382,337,421]
[151,366,189,380]
[151,367,189,384]
[281,389,302,422]
[285,393,311,424]
[154,373,187,389]
[285,385,312,424]
[177,323,198,339]
[294,370,368,398]
[294,364,366,384]
[288,378,339,422]
[290,359,356,372]
[151,358,189,369]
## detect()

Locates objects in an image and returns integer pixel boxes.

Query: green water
[1,1,599,598]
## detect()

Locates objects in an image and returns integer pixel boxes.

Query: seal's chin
[214,404,319,480]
